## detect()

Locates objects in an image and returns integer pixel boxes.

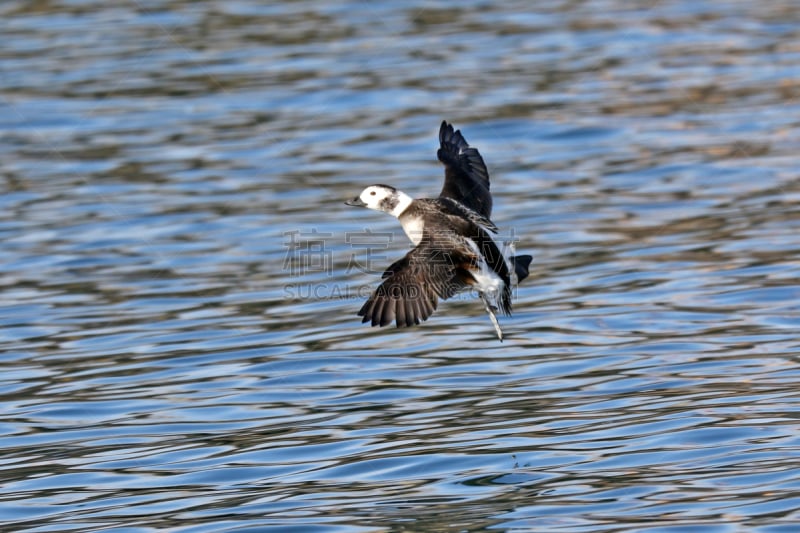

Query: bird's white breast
[400,216,425,245]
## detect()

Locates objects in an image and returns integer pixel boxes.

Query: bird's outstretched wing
[437,121,492,219]
[358,236,469,328]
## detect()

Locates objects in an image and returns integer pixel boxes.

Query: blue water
[2,1,800,531]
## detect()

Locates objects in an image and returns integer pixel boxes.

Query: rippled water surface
[3,0,800,531]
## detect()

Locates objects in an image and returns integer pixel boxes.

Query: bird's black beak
[345,196,366,207]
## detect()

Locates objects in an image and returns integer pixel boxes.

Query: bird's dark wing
[437,121,492,218]
[437,197,498,233]
[358,236,470,328]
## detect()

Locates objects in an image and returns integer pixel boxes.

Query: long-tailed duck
[345,121,532,341]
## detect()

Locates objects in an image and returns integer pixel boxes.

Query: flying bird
[345,121,532,341]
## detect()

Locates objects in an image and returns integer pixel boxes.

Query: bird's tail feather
[512,255,533,283]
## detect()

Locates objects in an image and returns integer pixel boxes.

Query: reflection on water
[2,0,800,531]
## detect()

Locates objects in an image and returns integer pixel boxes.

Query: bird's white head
[345,184,413,217]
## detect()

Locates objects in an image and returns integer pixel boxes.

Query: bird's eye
[370,191,376,196]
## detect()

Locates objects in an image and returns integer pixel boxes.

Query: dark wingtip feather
[437,121,492,218]
[358,298,374,317]
[395,297,406,328]
[439,120,453,145]
[439,120,469,151]
[405,298,417,326]
[371,298,385,327]
[380,299,394,327]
